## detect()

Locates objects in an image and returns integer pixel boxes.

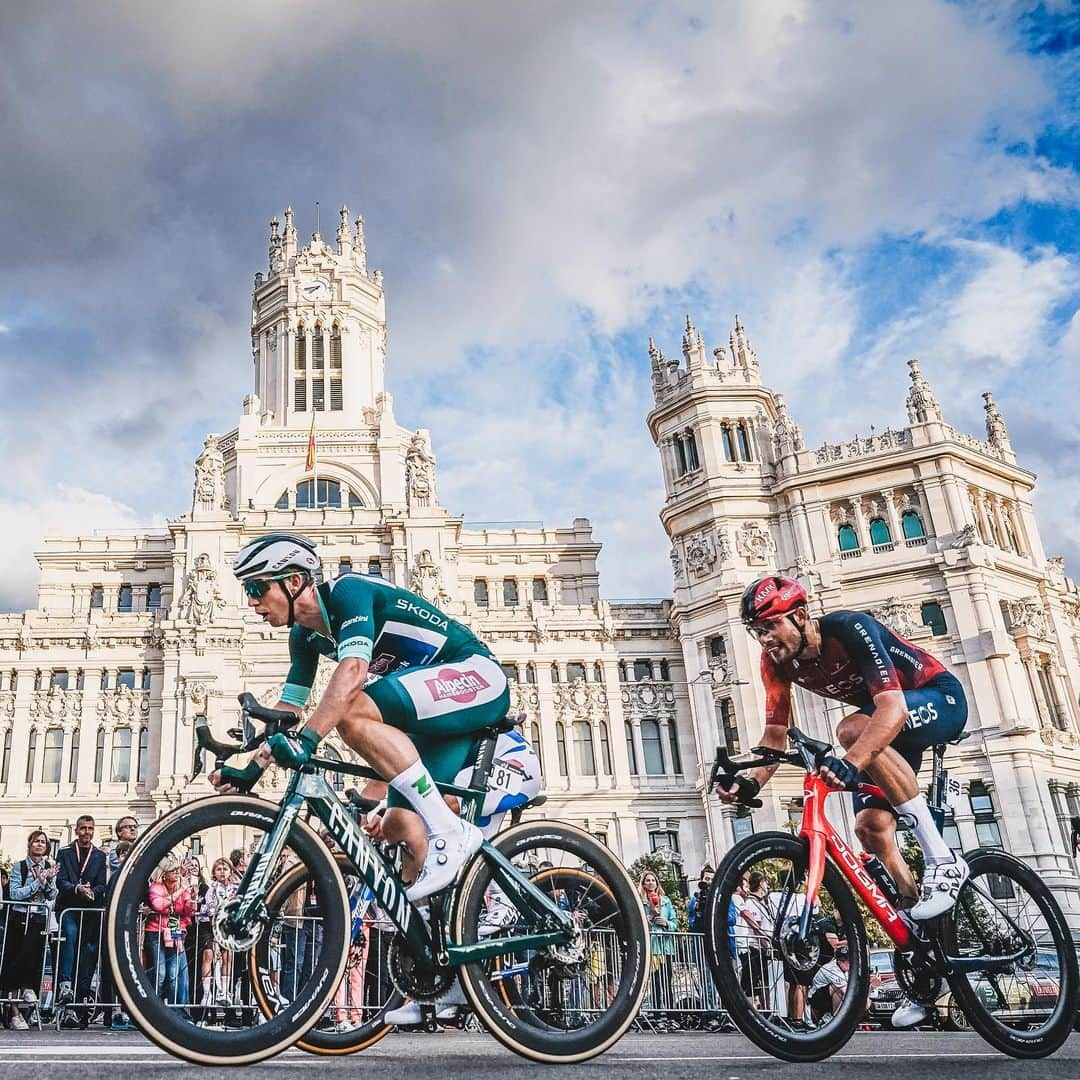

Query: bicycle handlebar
[191,693,303,780]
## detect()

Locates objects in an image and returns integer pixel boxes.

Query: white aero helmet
[233,533,321,581]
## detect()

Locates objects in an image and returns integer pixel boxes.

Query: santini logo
[425,668,491,704]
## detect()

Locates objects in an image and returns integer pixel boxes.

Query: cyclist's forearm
[304,658,369,739]
[844,696,905,771]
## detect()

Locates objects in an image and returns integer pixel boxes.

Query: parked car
[867,949,904,1025]
[935,949,1061,1031]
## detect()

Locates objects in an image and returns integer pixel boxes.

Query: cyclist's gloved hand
[268,727,321,770]
[715,774,761,805]
[215,760,264,793]
[818,755,859,790]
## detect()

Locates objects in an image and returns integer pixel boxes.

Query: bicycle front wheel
[108,795,350,1065]
[252,852,404,1055]
[704,831,869,1063]
[453,821,650,1063]
[941,847,1078,1058]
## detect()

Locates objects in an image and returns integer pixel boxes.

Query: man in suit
[56,815,107,1024]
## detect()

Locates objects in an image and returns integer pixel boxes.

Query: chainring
[388,936,456,1003]
[213,899,267,951]
[894,950,942,1005]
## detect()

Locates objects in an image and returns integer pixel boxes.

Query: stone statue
[983,392,1013,454]
[179,554,226,626]
[405,431,437,509]
[951,524,978,549]
[772,394,804,456]
[409,549,449,604]
[905,358,941,423]
[193,435,228,513]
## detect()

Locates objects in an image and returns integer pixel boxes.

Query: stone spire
[729,314,759,378]
[282,206,297,262]
[337,204,352,256]
[983,391,1012,454]
[354,214,367,273]
[268,216,283,275]
[905,358,941,423]
[682,314,707,369]
[772,393,804,456]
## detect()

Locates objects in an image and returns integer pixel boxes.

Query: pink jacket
[145,880,196,937]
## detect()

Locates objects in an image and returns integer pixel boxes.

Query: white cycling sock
[894,794,955,867]
[389,760,460,836]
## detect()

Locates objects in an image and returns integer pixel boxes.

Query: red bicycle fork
[798,774,914,951]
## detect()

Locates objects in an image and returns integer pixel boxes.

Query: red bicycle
[702,726,1077,1062]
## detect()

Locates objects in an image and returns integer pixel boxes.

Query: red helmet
[739,576,807,623]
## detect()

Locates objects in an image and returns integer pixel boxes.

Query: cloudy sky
[1,1,1078,610]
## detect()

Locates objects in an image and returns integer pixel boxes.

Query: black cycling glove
[717,774,761,805]
[820,755,859,788]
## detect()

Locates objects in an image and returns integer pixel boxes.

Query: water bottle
[859,852,900,907]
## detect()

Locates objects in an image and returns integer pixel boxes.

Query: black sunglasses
[243,573,294,599]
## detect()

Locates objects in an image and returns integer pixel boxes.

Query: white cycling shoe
[891,999,929,1029]
[910,856,969,920]
[385,979,468,1026]
[405,822,483,902]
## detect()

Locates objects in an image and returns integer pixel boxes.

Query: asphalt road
[1,1029,1080,1078]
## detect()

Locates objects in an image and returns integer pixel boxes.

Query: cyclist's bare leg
[836,712,919,901]
[382,808,427,883]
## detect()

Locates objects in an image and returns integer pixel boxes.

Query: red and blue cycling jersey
[762,611,948,726]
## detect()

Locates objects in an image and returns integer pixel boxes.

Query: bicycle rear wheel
[940,847,1078,1058]
[703,832,869,1063]
[453,821,650,1063]
[252,852,404,1054]
[108,795,349,1065]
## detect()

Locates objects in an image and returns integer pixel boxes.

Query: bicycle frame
[227,764,576,971]
[798,773,915,951]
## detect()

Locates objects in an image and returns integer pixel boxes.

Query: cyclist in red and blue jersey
[211,533,510,902]
[716,576,969,940]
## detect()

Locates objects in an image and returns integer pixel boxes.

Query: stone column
[849,497,868,549]
[881,489,902,544]
[939,474,970,533]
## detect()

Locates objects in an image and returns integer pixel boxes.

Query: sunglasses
[744,616,788,641]
[242,573,294,599]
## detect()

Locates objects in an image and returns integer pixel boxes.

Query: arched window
[329,327,343,411]
[921,601,947,637]
[68,728,79,784]
[348,490,364,508]
[321,745,345,791]
[869,518,892,547]
[528,721,542,763]
[500,663,519,683]
[554,722,568,776]
[660,659,670,681]
[503,579,519,607]
[275,490,290,510]
[25,729,37,784]
[633,659,652,681]
[43,728,64,783]
[296,478,341,509]
[312,326,325,369]
[838,524,859,552]
[550,664,560,684]
[532,578,548,602]
[598,722,612,775]
[722,425,737,463]
[94,730,105,783]
[641,720,665,775]
[624,722,638,774]
[674,437,688,476]
[736,422,753,462]
[0,729,10,785]
[617,660,627,682]
[667,722,682,774]
[901,511,925,540]
[474,579,489,606]
[525,663,536,685]
[573,721,596,776]
[566,662,586,683]
[593,661,603,683]
[137,728,149,783]
[683,431,700,471]
[111,727,132,783]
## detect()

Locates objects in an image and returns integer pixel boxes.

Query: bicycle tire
[453,821,650,1063]
[108,795,350,1065]
[251,852,404,1055]
[940,847,1078,1059]
[703,832,869,1063]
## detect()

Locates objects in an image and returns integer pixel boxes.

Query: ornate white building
[648,314,1080,923]
[0,208,693,876]
[4,211,1080,920]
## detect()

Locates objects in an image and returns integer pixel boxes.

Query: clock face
[302,277,331,301]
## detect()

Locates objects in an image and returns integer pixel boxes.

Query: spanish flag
[305,413,316,472]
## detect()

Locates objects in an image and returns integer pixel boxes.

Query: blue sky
[1,1,1078,609]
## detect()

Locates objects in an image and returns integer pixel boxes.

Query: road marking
[605,1052,1005,1062]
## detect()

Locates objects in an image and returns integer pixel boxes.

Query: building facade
[0,209,696,877]
[647,314,1080,924]
[3,211,1080,921]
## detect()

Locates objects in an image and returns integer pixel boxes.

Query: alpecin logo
[425,667,491,704]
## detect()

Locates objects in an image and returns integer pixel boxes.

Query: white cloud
[0,486,163,612]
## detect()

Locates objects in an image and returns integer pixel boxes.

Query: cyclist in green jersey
[210,533,510,901]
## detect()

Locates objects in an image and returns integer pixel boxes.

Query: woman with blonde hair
[198,857,237,1014]
[3,830,57,1029]
[638,870,678,1030]
[145,857,196,1018]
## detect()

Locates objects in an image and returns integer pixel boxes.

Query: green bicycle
[108,694,650,1065]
